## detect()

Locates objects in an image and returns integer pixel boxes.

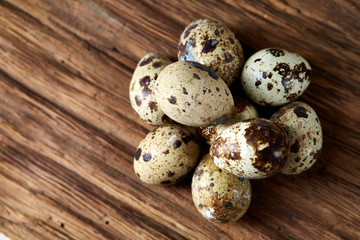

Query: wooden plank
[0,0,359,239]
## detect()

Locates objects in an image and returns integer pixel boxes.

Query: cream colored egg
[178,19,244,86]
[271,101,323,175]
[241,48,311,107]
[155,61,234,127]
[129,53,172,125]
[192,154,251,223]
[199,96,258,145]
[210,118,289,179]
[133,124,200,185]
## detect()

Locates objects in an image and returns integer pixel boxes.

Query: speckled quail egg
[210,118,289,179]
[271,101,323,175]
[192,154,251,223]
[155,61,234,127]
[241,48,311,107]
[129,53,172,125]
[178,19,244,86]
[199,96,258,145]
[134,124,200,185]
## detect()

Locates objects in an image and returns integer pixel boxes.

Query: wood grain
[0,0,359,239]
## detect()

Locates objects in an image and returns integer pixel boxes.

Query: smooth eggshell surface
[210,118,289,179]
[271,101,323,175]
[192,154,251,223]
[134,124,200,185]
[129,53,172,125]
[241,48,311,107]
[155,61,234,127]
[178,19,244,86]
[199,96,258,145]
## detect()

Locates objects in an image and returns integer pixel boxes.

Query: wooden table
[0,1,359,239]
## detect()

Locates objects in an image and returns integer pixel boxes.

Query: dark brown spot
[167,172,175,177]
[290,140,300,153]
[168,96,177,104]
[182,136,193,144]
[294,106,308,118]
[183,23,198,38]
[229,38,234,44]
[140,76,151,87]
[254,58,261,62]
[286,93,298,101]
[225,201,233,209]
[224,53,233,63]
[152,62,162,68]
[136,173,140,177]
[243,119,289,173]
[216,87,220,92]
[273,61,311,94]
[139,56,155,66]
[294,157,300,162]
[173,140,182,148]
[154,73,158,80]
[160,180,171,185]
[214,29,220,36]
[267,48,285,57]
[199,203,203,208]
[210,182,214,187]
[163,150,169,154]
[178,38,197,61]
[193,73,200,79]
[313,138,317,145]
[202,39,218,53]
[186,61,219,80]
[255,79,262,87]
[267,83,273,90]
[135,95,142,106]
[182,87,188,95]
[198,170,203,178]
[143,153,152,162]
[142,88,152,98]
[149,101,157,112]
[135,148,142,160]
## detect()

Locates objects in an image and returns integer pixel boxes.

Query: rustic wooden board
[0,0,359,239]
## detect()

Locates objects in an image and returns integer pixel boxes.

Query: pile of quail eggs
[129,19,323,224]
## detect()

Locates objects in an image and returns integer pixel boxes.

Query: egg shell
[155,61,234,127]
[178,19,244,86]
[271,101,323,175]
[210,118,289,179]
[192,154,251,223]
[241,48,311,107]
[199,96,258,145]
[134,124,200,185]
[129,53,172,125]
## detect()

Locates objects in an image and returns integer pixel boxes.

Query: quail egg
[155,61,234,127]
[210,118,289,179]
[271,101,323,174]
[192,154,251,223]
[241,48,311,107]
[129,53,172,125]
[134,124,200,185]
[178,19,244,86]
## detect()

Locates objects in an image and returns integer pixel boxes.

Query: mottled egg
[134,124,200,185]
[155,61,234,127]
[199,97,258,145]
[271,101,323,175]
[129,53,172,125]
[241,48,311,107]
[192,154,251,223]
[210,118,289,179]
[178,19,244,86]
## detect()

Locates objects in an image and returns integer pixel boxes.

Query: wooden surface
[0,0,359,239]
